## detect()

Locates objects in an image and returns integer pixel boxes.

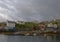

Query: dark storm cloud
[0,0,60,21]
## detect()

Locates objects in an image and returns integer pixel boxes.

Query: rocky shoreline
[0,30,60,36]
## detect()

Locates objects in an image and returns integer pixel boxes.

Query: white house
[17,21,25,24]
[6,21,16,29]
[47,23,53,28]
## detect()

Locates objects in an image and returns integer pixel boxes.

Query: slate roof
[7,21,16,23]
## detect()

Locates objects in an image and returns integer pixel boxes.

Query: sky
[0,0,60,22]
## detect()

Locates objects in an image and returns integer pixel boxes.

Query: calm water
[0,34,60,42]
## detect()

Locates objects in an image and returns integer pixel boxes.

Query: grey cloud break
[0,0,59,22]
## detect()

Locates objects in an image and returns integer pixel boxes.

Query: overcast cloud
[0,0,60,22]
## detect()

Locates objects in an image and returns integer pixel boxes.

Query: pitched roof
[7,21,16,23]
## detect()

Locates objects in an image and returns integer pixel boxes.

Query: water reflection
[7,36,47,42]
[0,34,7,42]
[0,34,60,42]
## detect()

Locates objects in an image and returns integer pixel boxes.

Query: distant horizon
[0,18,60,23]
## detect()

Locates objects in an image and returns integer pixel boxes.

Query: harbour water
[0,34,60,42]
